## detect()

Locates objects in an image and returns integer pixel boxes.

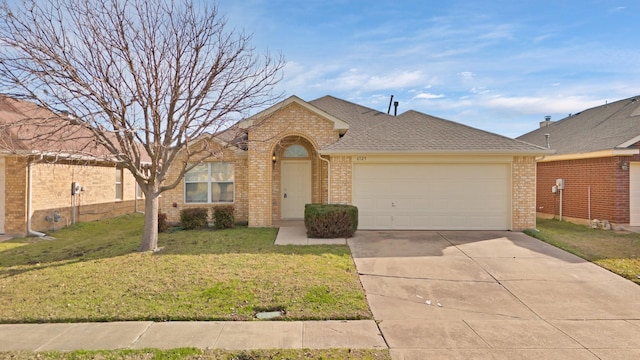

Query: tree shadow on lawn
[0,225,350,277]
[155,227,350,257]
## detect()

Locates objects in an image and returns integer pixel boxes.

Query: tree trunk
[139,192,159,252]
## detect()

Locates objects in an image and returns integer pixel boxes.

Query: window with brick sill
[184,162,234,203]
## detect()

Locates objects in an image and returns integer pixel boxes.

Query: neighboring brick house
[0,96,142,236]
[517,95,640,226]
[161,95,549,231]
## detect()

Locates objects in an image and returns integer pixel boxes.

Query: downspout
[588,185,591,226]
[318,154,331,204]
[27,160,46,237]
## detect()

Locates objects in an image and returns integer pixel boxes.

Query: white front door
[281,160,311,219]
[629,163,640,225]
[0,158,5,234]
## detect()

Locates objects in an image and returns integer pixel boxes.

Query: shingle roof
[0,96,141,161]
[517,95,640,155]
[310,95,548,154]
[0,96,102,157]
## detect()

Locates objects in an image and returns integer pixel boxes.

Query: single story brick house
[517,95,640,226]
[161,95,549,230]
[0,96,142,237]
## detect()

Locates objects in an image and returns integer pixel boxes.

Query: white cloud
[482,95,604,116]
[470,87,491,94]
[414,92,445,99]
[329,69,425,92]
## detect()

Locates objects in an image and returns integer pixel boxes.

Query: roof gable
[239,95,349,134]
[517,95,640,155]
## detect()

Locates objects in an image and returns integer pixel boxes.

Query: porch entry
[281,160,311,219]
[0,158,5,233]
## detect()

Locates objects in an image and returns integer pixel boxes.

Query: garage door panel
[353,163,510,230]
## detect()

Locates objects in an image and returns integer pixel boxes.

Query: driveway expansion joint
[358,272,495,283]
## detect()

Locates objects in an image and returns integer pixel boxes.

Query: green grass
[0,348,392,360]
[0,214,371,323]
[526,218,640,284]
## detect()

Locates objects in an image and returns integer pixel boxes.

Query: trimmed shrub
[304,204,358,238]
[180,208,209,230]
[157,212,169,233]
[213,206,235,229]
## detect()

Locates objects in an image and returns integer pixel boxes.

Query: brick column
[512,156,537,230]
[329,156,352,204]
[5,157,28,235]
[248,144,272,227]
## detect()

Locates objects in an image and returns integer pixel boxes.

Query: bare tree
[0,0,284,251]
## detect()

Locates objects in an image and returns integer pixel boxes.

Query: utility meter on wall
[555,179,565,190]
[71,182,82,195]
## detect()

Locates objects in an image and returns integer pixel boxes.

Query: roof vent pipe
[387,95,394,114]
[544,133,550,149]
[393,101,399,116]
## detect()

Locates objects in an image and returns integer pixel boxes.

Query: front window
[115,169,123,200]
[185,162,234,203]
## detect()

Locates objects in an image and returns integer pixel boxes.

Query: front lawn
[0,214,371,322]
[526,218,640,284]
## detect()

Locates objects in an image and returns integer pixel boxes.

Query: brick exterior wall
[2,156,142,236]
[537,156,636,224]
[160,145,248,226]
[512,156,537,230]
[329,156,352,204]
[247,102,340,226]
[4,157,28,235]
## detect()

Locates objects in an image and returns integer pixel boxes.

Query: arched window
[283,144,309,158]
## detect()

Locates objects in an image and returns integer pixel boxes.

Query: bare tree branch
[0,0,285,250]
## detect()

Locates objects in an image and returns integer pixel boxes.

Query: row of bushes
[158,206,235,232]
[157,203,359,238]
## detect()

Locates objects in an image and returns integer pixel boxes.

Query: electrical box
[555,179,565,190]
[71,182,82,195]
[552,185,557,193]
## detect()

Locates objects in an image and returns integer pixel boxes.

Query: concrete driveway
[348,231,640,360]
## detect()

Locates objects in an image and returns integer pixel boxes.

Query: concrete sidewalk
[274,223,347,245]
[0,320,386,351]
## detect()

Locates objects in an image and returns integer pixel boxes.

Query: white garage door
[353,163,511,230]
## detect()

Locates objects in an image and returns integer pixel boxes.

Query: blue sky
[218,0,640,138]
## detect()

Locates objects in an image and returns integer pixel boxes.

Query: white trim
[538,149,639,162]
[617,135,640,148]
[320,149,553,156]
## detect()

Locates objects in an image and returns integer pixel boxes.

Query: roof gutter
[318,149,555,156]
[538,148,639,162]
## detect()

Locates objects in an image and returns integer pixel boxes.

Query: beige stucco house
[161,95,550,231]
